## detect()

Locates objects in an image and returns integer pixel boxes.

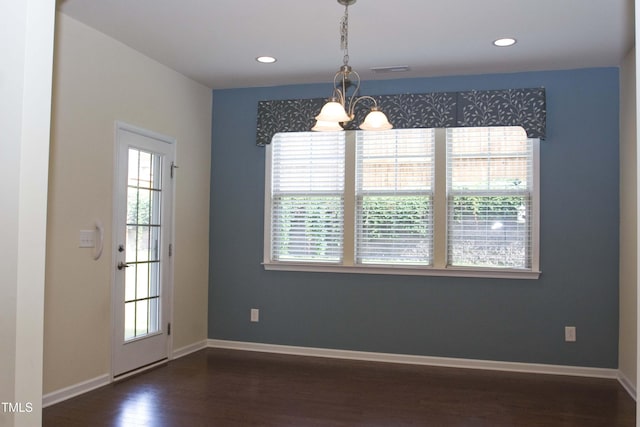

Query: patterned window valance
[256,88,546,146]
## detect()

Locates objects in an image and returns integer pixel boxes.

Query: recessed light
[493,38,517,47]
[256,56,277,64]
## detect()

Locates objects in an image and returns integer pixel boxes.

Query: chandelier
[312,0,393,132]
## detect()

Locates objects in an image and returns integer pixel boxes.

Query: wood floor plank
[43,348,635,426]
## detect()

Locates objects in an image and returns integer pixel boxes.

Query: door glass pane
[125,265,136,301]
[150,190,161,224]
[139,151,152,186]
[136,226,150,262]
[150,226,160,260]
[136,263,149,300]
[137,189,151,224]
[124,302,135,340]
[149,262,160,296]
[135,300,149,336]
[148,297,159,332]
[124,148,163,341]
[128,150,140,186]
[126,225,137,263]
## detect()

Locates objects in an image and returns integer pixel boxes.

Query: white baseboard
[207,339,620,380]
[42,374,110,408]
[42,340,633,409]
[173,340,208,359]
[617,370,637,401]
[43,339,208,408]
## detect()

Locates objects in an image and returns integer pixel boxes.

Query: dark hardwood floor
[43,348,635,426]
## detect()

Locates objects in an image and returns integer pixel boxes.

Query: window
[356,129,434,265]
[269,132,345,263]
[265,127,540,279]
[447,127,535,270]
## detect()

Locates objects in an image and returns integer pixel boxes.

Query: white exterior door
[112,122,175,377]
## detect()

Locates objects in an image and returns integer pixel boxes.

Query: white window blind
[355,129,435,265]
[446,127,534,269]
[270,132,345,263]
[265,127,539,278]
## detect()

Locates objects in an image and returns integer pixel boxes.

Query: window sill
[263,262,541,280]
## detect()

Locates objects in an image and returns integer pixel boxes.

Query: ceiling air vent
[370,66,410,74]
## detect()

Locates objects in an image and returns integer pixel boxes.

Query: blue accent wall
[209,68,620,368]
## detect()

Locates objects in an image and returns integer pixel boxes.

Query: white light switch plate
[79,230,95,248]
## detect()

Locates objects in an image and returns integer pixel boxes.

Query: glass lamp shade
[311,120,344,132]
[315,100,351,123]
[359,109,393,131]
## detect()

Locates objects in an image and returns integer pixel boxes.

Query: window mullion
[530,140,541,272]
[263,144,274,264]
[432,128,447,268]
[343,131,356,266]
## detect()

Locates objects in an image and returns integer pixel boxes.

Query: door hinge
[169,243,173,257]
[167,322,171,336]
[170,161,178,179]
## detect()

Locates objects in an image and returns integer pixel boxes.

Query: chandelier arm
[333,72,343,97]
[341,74,350,115]
[332,71,346,106]
[349,95,380,115]
[345,69,362,117]
[336,89,346,107]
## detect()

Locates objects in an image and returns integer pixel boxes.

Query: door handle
[117,261,130,270]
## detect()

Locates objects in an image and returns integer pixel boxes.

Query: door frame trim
[110,120,176,380]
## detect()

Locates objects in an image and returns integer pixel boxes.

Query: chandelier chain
[340,3,349,66]
[311,0,392,131]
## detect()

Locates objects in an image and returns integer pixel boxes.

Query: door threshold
[113,358,168,382]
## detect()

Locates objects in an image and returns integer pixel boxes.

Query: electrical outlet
[565,326,576,342]
[250,308,259,322]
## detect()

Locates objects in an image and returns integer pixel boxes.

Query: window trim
[264,129,541,279]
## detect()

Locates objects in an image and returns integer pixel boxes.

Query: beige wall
[44,13,211,394]
[619,45,637,395]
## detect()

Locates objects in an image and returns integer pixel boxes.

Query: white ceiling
[56,0,635,90]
